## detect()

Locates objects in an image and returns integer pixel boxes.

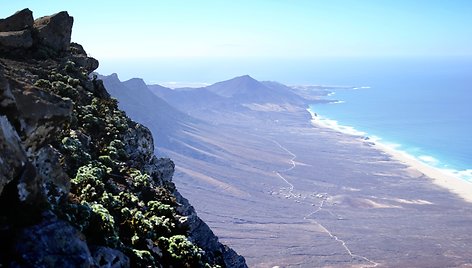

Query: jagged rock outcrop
[0,8,73,58]
[0,9,33,32]
[70,43,99,74]
[0,9,246,268]
[33,11,73,51]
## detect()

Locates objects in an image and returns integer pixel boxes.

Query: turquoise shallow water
[307,58,472,181]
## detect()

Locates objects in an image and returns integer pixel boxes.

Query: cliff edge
[0,9,246,267]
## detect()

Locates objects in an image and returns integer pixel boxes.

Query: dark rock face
[0,9,246,268]
[11,219,93,267]
[34,145,70,200]
[145,156,175,185]
[70,43,99,73]
[0,115,26,196]
[33,11,73,52]
[0,30,33,48]
[0,9,73,57]
[0,70,72,205]
[10,82,73,152]
[123,122,155,168]
[0,8,33,32]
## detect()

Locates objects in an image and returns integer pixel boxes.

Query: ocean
[307,57,472,181]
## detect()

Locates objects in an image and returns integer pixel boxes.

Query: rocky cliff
[0,9,246,268]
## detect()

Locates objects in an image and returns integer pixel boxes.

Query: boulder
[0,8,33,32]
[10,219,93,267]
[34,145,70,202]
[0,30,33,49]
[33,11,73,51]
[10,83,72,152]
[69,43,99,73]
[74,55,99,73]
[123,122,155,168]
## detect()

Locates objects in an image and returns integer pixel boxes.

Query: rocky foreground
[0,9,246,267]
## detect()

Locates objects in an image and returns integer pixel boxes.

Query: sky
[1,1,472,83]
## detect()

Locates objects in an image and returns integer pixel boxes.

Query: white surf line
[304,197,379,267]
[271,140,297,198]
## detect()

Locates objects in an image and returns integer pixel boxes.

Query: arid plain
[166,107,472,267]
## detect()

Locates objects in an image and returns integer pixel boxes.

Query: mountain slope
[148,84,227,112]
[100,74,201,149]
[206,75,306,105]
[0,9,245,268]
[102,74,241,166]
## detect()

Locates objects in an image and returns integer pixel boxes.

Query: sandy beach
[163,107,472,267]
[309,111,472,204]
[372,141,472,204]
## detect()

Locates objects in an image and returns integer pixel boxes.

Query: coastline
[308,109,472,203]
[372,141,472,203]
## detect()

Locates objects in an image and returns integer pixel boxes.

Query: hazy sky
[1,1,472,83]
[2,0,472,59]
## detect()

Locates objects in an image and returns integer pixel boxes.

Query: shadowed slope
[100,74,201,149]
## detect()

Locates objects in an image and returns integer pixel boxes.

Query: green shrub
[159,235,202,267]
[88,203,120,247]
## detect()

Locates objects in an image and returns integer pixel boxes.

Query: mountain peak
[235,74,254,80]
[231,74,260,84]
[123,77,147,90]
[205,75,266,98]
[109,73,120,80]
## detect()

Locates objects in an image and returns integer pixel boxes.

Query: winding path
[271,139,379,267]
[303,197,379,267]
[272,140,297,198]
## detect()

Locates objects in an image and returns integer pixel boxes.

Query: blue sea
[306,57,472,181]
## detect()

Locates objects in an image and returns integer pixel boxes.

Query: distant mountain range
[100,73,322,157]
[151,74,306,109]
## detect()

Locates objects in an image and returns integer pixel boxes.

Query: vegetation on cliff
[0,9,245,267]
